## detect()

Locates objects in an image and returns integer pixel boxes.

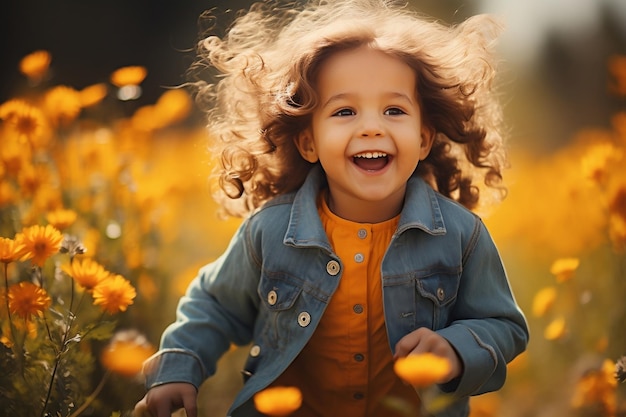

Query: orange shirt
[271,195,421,417]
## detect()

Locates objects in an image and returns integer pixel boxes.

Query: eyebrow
[321,92,415,109]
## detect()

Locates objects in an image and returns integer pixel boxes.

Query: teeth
[354,151,387,159]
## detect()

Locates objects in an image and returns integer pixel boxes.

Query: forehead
[315,46,417,98]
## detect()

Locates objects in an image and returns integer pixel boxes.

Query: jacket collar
[283,165,446,249]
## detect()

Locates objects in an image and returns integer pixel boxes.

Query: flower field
[0,49,624,417]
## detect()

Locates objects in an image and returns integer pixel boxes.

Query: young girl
[135,1,528,416]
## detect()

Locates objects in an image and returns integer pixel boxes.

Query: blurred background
[1,1,625,416]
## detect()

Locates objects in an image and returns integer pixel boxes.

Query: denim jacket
[143,165,529,417]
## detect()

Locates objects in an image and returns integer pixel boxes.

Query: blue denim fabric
[142,165,529,417]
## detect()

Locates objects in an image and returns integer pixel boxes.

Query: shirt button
[357,229,367,239]
[267,290,277,305]
[354,253,364,263]
[326,260,340,276]
[353,392,364,400]
[437,287,445,301]
[298,312,311,327]
[249,345,261,357]
[353,304,364,314]
[354,353,364,362]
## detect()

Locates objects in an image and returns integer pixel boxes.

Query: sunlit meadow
[0,50,624,416]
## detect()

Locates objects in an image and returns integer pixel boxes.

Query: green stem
[67,370,111,417]
[40,258,81,417]
[3,262,24,376]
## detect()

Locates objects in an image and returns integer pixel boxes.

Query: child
[135,0,528,416]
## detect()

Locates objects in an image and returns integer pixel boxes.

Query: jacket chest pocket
[257,274,304,348]
[414,270,460,329]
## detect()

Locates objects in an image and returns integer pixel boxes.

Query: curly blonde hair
[191,0,507,217]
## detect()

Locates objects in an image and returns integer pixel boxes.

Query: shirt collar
[284,165,446,248]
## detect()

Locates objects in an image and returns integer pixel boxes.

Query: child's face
[295,46,434,222]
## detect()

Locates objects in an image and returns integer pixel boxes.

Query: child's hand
[134,382,198,417]
[393,327,463,384]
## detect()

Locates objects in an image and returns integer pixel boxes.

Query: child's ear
[419,125,435,160]
[294,129,319,163]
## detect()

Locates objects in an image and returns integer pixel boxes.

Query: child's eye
[332,108,355,117]
[384,107,406,116]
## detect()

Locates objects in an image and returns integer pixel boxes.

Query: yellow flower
[110,66,147,87]
[20,224,64,266]
[580,141,621,185]
[8,281,51,320]
[44,85,82,126]
[100,330,155,377]
[45,208,78,230]
[154,89,192,126]
[532,286,557,317]
[79,83,108,108]
[544,317,567,341]
[19,50,51,82]
[92,274,136,314]
[393,353,452,387]
[2,101,47,146]
[62,257,110,291]
[0,236,26,264]
[549,257,580,283]
[253,386,303,417]
[571,359,617,415]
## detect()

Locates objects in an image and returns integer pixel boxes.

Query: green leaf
[81,320,118,341]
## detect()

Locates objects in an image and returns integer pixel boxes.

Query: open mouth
[352,151,389,171]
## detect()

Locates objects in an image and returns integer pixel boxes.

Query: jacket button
[353,304,364,314]
[267,290,277,305]
[298,312,311,327]
[250,345,261,357]
[326,260,340,276]
[357,229,367,239]
[354,253,364,263]
[437,287,445,301]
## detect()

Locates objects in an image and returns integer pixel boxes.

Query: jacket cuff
[436,325,498,397]
[142,348,206,390]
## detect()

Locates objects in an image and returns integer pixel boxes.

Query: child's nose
[358,115,384,137]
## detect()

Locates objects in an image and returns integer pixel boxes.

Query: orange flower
[0,236,26,264]
[254,386,303,416]
[20,224,64,266]
[92,274,136,314]
[19,50,51,82]
[46,208,78,230]
[3,101,47,146]
[44,85,82,126]
[393,353,452,387]
[100,330,156,377]
[62,257,110,291]
[532,286,557,317]
[79,83,108,108]
[110,66,147,87]
[549,258,580,283]
[8,281,51,320]
[154,89,192,126]
[571,359,618,415]
[544,317,567,341]
[580,142,621,185]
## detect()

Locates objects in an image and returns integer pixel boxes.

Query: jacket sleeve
[436,218,529,398]
[142,219,261,390]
